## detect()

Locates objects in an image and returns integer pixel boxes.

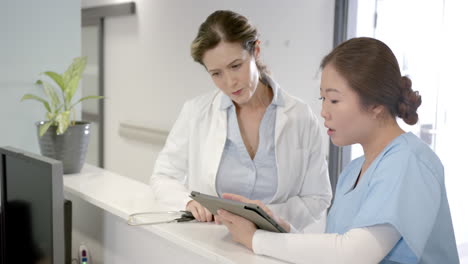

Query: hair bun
[401,76,412,91]
[397,76,421,125]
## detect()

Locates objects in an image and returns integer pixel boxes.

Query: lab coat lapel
[205,93,227,194]
[275,107,288,145]
[273,106,287,199]
[275,90,293,145]
[273,91,294,200]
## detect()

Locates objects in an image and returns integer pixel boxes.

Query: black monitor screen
[0,146,64,264]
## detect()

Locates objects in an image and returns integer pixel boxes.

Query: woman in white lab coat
[216,37,459,263]
[150,10,332,230]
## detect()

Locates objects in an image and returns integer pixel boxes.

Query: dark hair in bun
[321,37,422,125]
[397,76,422,125]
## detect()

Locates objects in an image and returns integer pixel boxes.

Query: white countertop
[63,164,286,264]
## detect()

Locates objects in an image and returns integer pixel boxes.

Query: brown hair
[321,37,421,125]
[191,10,268,75]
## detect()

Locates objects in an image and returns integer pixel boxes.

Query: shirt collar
[219,74,284,110]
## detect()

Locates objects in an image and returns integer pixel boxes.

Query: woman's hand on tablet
[221,193,290,232]
[186,200,214,222]
[217,208,257,250]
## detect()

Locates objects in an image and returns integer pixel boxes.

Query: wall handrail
[119,121,168,145]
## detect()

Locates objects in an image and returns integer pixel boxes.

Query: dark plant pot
[36,121,91,174]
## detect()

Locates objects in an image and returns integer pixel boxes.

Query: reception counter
[64,165,286,264]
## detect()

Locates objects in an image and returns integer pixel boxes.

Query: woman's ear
[254,40,261,59]
[371,105,385,119]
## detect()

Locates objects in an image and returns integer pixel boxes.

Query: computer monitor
[0,146,64,264]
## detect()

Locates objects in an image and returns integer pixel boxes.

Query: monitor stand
[64,199,72,264]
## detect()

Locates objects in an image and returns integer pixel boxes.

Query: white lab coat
[151,88,332,230]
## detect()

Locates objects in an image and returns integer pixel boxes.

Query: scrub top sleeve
[252,224,401,264]
[150,101,192,208]
[351,150,442,259]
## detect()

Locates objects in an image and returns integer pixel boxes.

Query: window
[350,0,468,260]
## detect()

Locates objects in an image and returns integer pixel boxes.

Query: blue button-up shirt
[215,79,284,204]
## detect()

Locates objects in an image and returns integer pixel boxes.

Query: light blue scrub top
[326,132,459,264]
[215,77,283,204]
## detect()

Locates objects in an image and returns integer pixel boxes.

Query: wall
[81,0,335,183]
[0,0,81,153]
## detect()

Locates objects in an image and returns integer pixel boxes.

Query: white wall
[82,0,335,183]
[0,0,81,153]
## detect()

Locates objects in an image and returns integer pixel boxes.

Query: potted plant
[21,56,103,174]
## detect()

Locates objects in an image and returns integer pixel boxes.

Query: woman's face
[320,64,377,146]
[202,41,260,105]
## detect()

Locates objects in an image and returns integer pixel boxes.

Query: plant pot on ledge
[21,56,103,174]
[37,121,91,174]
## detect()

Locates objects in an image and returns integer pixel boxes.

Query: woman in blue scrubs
[216,37,459,263]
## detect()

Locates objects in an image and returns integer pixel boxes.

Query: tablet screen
[190,191,287,233]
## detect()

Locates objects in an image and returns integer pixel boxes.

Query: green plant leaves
[63,57,87,101]
[46,112,55,120]
[39,121,53,137]
[62,57,87,110]
[55,111,70,135]
[20,94,52,113]
[21,56,103,136]
[43,71,65,92]
[63,57,87,84]
[65,75,81,109]
[42,81,61,111]
[70,95,105,109]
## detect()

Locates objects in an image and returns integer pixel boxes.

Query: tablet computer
[189,191,287,233]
